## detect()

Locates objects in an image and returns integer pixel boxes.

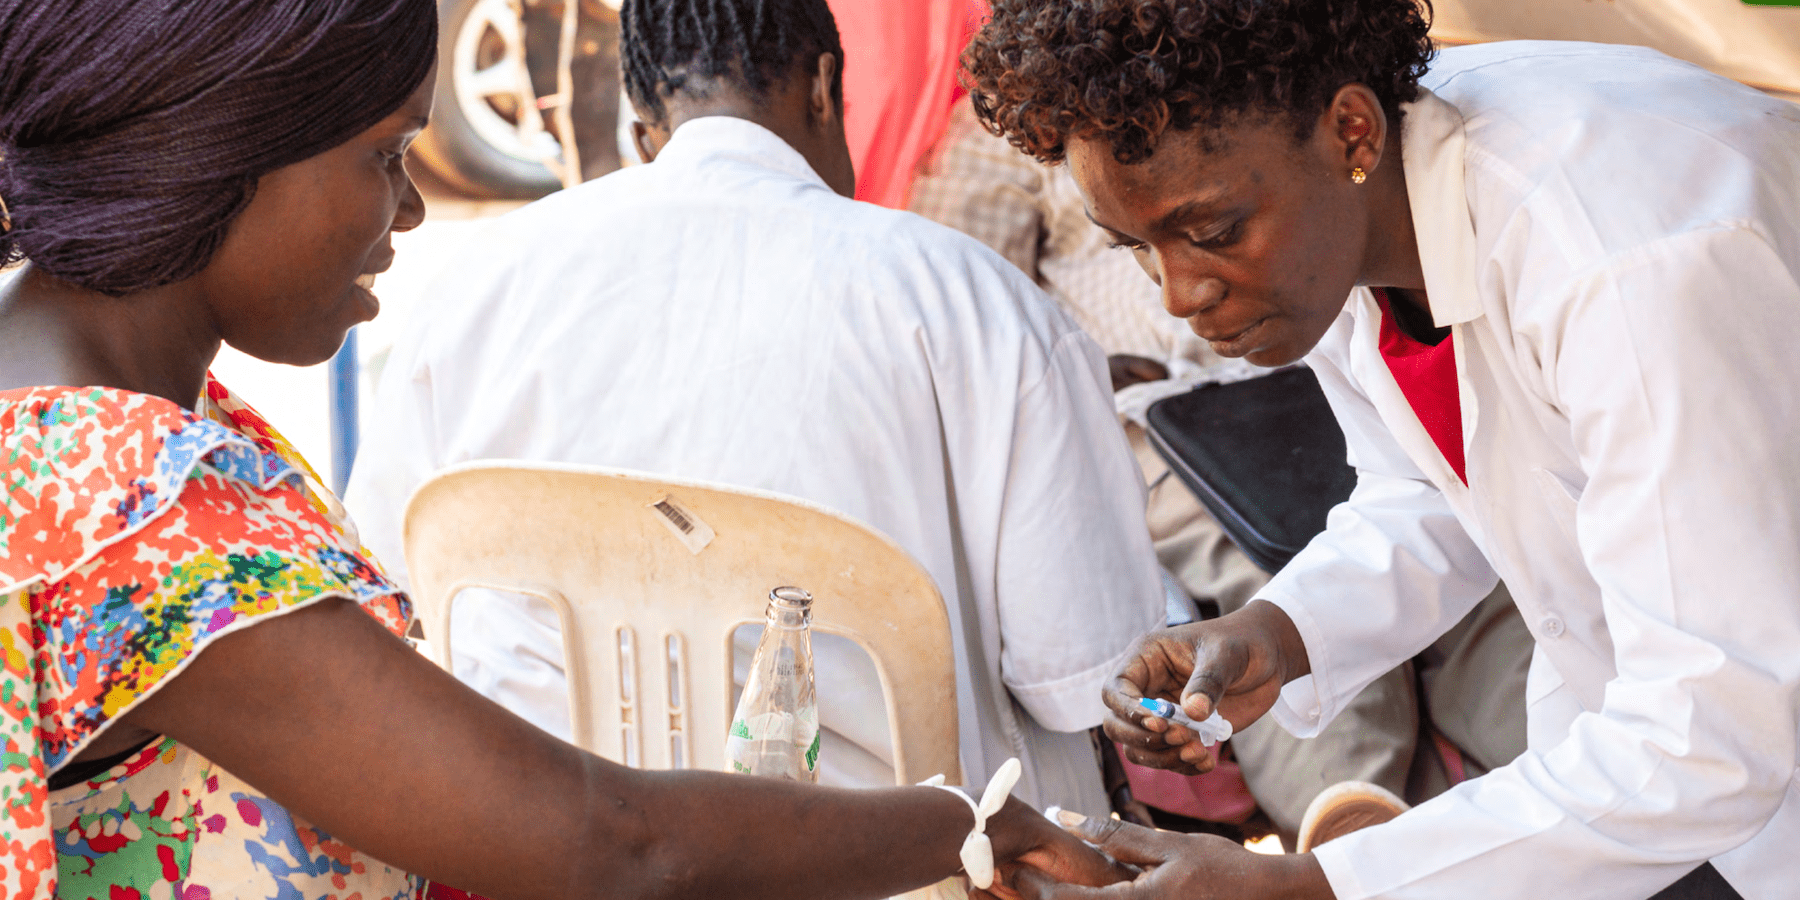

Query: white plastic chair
[401,459,962,787]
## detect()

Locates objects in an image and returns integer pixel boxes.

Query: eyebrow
[1151,199,1231,234]
[1082,206,1124,235]
[1084,196,1231,240]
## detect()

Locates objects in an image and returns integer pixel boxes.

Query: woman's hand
[1107,354,1170,392]
[978,797,1133,898]
[1008,813,1335,900]
[1103,601,1311,774]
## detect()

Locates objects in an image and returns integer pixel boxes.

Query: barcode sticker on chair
[649,494,715,554]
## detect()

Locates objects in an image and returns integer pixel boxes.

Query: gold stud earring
[1350,167,1367,185]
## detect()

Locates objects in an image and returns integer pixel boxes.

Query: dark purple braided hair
[0,0,437,296]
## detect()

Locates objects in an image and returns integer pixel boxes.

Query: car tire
[412,0,564,200]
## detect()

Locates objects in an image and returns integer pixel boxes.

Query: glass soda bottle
[724,586,820,782]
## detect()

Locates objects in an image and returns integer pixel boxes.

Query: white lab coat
[345,117,1166,815]
[1259,43,1800,898]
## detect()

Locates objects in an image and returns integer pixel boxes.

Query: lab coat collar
[655,116,831,190]
[1400,89,1483,328]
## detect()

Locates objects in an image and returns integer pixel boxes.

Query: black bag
[1145,367,1358,573]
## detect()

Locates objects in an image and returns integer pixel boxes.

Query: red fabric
[1373,288,1467,484]
[1116,743,1258,825]
[827,0,989,208]
[424,884,489,900]
[1431,729,1469,787]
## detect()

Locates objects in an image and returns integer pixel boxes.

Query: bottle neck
[765,600,811,631]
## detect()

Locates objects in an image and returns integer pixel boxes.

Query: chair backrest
[402,460,962,786]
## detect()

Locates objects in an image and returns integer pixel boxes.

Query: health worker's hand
[1010,812,1335,900]
[1103,600,1310,775]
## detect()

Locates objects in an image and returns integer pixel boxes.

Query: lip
[351,273,382,322]
[348,247,394,323]
[361,250,396,277]
[1198,317,1269,357]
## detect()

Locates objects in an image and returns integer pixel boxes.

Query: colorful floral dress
[0,379,422,900]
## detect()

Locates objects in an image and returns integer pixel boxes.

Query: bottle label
[725,707,820,779]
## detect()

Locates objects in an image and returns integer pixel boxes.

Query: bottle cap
[770,586,813,607]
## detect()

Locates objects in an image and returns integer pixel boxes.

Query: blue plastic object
[1137,697,1234,746]
[328,328,360,496]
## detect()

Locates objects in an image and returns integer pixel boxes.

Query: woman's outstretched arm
[120,597,1091,900]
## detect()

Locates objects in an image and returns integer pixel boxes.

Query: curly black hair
[963,0,1435,165]
[621,0,843,124]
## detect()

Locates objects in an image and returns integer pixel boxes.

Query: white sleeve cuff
[1311,837,1375,900]
[1257,589,1338,738]
[1005,643,1140,733]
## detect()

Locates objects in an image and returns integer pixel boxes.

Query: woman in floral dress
[0,1,1106,898]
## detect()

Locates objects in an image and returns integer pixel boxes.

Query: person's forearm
[127,598,977,900]
[578,763,973,900]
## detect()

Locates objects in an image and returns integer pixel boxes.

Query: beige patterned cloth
[910,100,1208,366]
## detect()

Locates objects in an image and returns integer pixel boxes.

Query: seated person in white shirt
[346,0,1166,816]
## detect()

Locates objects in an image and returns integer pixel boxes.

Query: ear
[1317,83,1390,181]
[808,51,841,129]
[632,119,662,164]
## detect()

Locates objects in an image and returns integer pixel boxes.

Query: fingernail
[1054,807,1088,828]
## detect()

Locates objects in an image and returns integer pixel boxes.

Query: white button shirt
[1257,43,1800,898]
[345,117,1165,814]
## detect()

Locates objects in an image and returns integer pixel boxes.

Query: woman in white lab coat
[962,0,1800,898]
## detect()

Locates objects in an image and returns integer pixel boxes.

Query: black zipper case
[1144,367,1359,573]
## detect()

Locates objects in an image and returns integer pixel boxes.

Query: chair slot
[617,626,641,768]
[666,632,689,769]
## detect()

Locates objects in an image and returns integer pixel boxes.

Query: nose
[392,170,427,233]
[1160,260,1227,320]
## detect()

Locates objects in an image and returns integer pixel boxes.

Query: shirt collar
[654,116,830,189]
[1400,88,1483,327]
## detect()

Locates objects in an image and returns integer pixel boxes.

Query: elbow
[569,768,706,900]
[1725,755,1793,836]
[1655,730,1796,857]
[1685,770,1793,862]
[593,848,705,900]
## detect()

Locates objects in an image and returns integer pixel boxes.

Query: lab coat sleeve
[1315,226,1800,899]
[1256,320,1498,739]
[992,330,1167,733]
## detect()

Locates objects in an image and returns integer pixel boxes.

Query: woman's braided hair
[620,0,843,124]
[963,0,1435,165]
